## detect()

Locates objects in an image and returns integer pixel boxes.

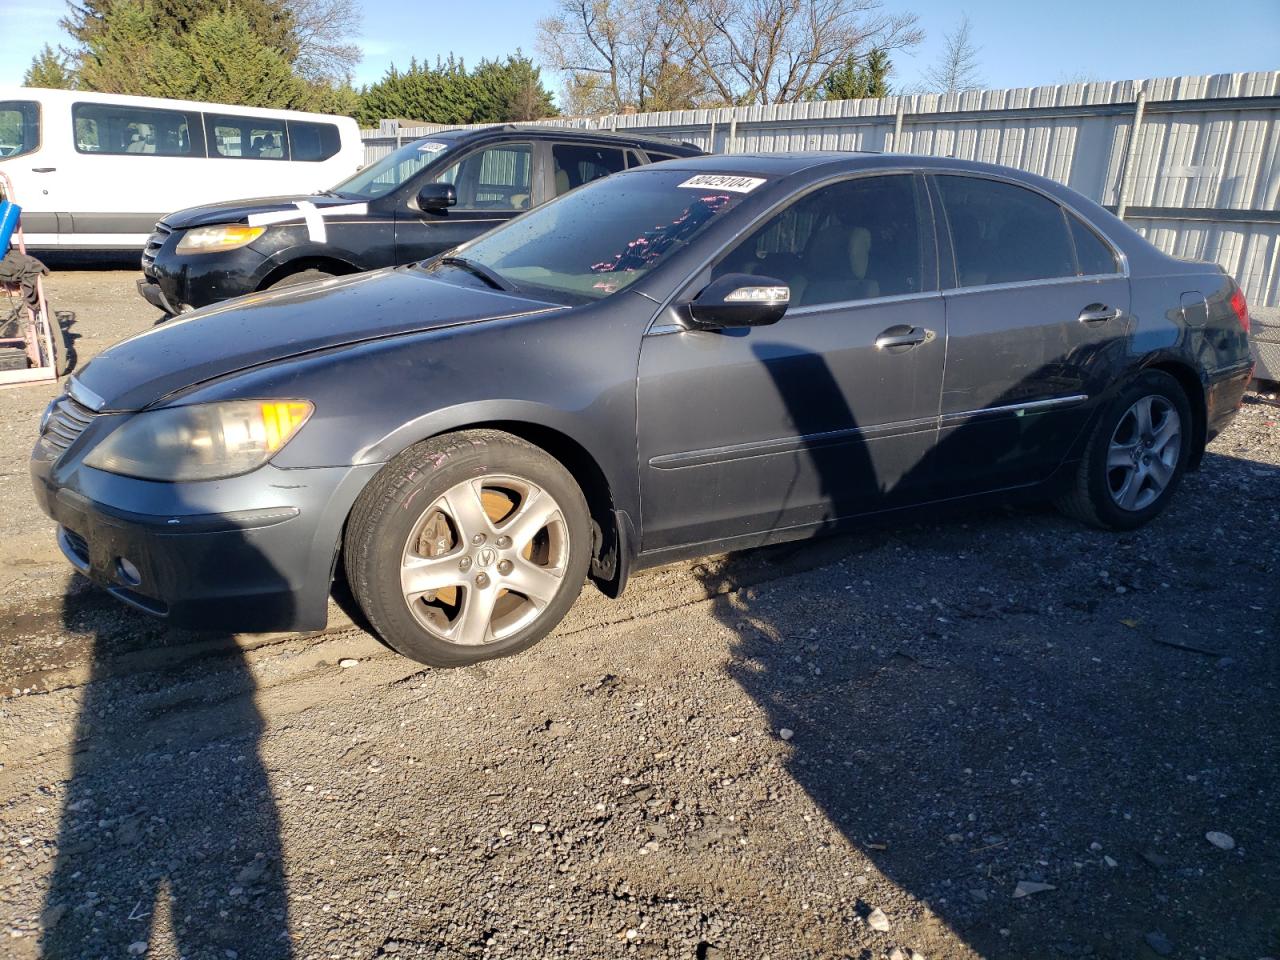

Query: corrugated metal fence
[362,71,1280,324]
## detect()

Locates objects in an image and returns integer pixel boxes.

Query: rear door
[930,173,1130,493]
[394,141,535,263]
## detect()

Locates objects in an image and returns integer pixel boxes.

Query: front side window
[72,102,193,156]
[713,174,926,307]
[288,120,340,162]
[937,175,1076,286]
[333,137,458,199]
[206,114,286,159]
[552,144,626,195]
[0,100,39,159]
[442,168,749,301]
[432,144,533,210]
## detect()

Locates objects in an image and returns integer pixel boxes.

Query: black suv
[137,125,702,315]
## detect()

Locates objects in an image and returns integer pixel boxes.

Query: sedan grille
[42,395,98,453]
[141,221,172,275]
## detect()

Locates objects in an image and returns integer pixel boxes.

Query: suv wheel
[344,430,591,666]
[1056,370,1193,530]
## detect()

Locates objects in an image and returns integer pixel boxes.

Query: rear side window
[645,151,681,163]
[552,144,626,195]
[937,175,1075,286]
[1068,214,1119,276]
[0,100,39,159]
[288,120,340,162]
[73,102,195,156]
[206,114,286,160]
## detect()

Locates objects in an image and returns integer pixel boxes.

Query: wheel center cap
[474,546,497,568]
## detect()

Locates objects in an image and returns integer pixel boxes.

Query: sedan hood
[75,269,564,411]
[161,192,366,230]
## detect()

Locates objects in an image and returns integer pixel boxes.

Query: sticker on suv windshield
[417,141,449,153]
[677,174,766,193]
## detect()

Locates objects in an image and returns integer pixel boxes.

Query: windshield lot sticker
[677,174,765,193]
[417,141,449,153]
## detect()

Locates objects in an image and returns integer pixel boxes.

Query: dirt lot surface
[1,269,1278,960]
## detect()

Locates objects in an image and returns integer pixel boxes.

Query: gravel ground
[0,269,1277,960]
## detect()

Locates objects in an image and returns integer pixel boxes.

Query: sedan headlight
[174,224,266,255]
[83,400,313,481]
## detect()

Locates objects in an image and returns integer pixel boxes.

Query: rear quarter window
[288,120,341,162]
[0,101,40,159]
[1069,215,1120,276]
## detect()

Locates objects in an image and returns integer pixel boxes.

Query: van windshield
[435,169,752,301]
[332,137,458,199]
[0,101,39,160]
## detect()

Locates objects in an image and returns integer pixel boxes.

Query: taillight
[1229,286,1250,335]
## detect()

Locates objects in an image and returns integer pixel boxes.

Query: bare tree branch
[923,12,982,94]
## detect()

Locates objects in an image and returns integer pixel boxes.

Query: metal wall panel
[361,71,1280,319]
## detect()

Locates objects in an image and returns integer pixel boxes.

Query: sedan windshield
[332,137,458,199]
[447,170,753,300]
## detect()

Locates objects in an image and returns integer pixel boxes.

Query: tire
[266,268,334,290]
[343,430,592,667]
[1055,370,1193,530]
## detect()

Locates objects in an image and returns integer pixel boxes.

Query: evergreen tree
[24,45,77,89]
[823,48,892,101]
[357,54,558,126]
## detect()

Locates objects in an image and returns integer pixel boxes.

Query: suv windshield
[445,169,752,301]
[0,101,39,160]
[332,137,458,199]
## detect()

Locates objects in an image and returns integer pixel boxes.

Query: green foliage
[357,54,558,126]
[823,49,892,102]
[24,45,77,89]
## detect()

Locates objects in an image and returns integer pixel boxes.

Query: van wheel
[266,268,334,290]
[343,430,592,667]
[1055,370,1192,530]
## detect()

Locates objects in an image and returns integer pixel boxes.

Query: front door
[394,142,535,264]
[929,173,1131,493]
[636,173,946,553]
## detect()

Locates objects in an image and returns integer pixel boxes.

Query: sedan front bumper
[31,451,380,632]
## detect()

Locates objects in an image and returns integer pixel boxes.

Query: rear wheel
[1055,370,1193,530]
[343,430,592,667]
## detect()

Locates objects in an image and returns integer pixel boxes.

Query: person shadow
[40,540,294,959]
[695,339,1278,957]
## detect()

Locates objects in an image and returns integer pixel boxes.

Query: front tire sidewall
[1085,372,1193,530]
[346,432,591,668]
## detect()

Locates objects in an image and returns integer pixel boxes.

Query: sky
[2,0,1278,101]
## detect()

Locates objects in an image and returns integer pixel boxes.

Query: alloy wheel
[1106,395,1181,512]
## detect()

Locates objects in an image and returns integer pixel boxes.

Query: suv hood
[161,192,368,230]
[75,268,564,412]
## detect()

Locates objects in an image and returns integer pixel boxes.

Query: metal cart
[0,170,62,387]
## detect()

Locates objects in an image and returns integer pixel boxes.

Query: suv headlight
[174,224,266,255]
[83,400,313,481]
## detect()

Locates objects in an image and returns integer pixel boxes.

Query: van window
[0,101,39,159]
[288,120,340,162]
[73,102,195,156]
[206,114,286,160]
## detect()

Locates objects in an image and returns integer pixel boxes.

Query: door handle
[1078,303,1120,323]
[30,167,56,173]
[875,325,932,349]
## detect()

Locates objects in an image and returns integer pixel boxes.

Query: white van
[0,87,363,250]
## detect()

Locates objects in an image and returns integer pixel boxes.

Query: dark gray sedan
[31,153,1255,666]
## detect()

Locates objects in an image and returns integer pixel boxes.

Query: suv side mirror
[418,182,457,211]
[686,273,790,330]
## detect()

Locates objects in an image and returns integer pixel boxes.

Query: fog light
[117,557,142,586]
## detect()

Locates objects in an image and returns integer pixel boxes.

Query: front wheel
[1055,370,1193,530]
[343,430,592,667]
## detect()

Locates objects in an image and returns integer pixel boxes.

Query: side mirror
[418,182,457,211]
[686,273,790,330]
